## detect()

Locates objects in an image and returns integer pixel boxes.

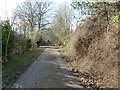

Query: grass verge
[2,47,44,88]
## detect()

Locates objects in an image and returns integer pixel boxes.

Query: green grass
[3,47,44,77]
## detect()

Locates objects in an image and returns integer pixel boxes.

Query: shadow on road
[12,48,88,88]
[31,50,87,88]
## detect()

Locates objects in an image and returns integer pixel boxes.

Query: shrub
[1,20,15,62]
[26,38,32,50]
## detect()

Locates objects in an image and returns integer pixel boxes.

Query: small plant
[114,12,120,21]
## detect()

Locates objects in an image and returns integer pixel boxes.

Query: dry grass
[63,14,118,88]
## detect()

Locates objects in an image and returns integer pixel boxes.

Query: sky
[0,0,90,31]
[0,0,24,20]
[0,0,78,30]
[0,0,73,21]
[0,0,119,20]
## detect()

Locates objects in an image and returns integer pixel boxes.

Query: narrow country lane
[12,46,84,88]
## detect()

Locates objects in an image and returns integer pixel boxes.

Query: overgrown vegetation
[1,20,15,62]
[1,19,45,88]
[62,1,119,88]
[1,20,37,64]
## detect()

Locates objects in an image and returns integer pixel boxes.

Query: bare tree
[51,3,72,45]
[35,1,52,30]
[13,0,52,44]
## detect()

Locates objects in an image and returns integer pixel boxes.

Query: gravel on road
[12,46,84,88]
